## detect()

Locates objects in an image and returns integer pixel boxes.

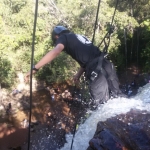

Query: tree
[0,0,144,87]
[108,0,150,23]
[0,54,15,87]
[140,20,150,71]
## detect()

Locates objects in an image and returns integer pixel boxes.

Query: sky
[60,83,150,150]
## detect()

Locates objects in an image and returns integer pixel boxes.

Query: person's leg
[89,72,109,106]
[102,59,127,97]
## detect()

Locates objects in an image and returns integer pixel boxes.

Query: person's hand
[24,70,36,83]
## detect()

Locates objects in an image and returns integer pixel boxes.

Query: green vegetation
[0,0,150,87]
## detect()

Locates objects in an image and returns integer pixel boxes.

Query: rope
[70,85,83,150]
[98,0,119,53]
[70,122,78,149]
[27,0,38,150]
[69,85,78,150]
[92,0,101,43]
[61,85,78,150]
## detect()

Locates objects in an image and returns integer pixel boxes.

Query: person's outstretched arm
[25,44,64,82]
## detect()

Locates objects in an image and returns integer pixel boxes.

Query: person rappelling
[25,25,127,107]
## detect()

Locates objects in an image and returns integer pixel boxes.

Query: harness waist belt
[86,53,107,81]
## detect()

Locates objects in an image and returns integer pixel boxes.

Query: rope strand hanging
[27,0,38,150]
[92,0,101,43]
[98,0,119,53]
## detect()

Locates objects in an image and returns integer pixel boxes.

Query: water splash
[60,83,150,150]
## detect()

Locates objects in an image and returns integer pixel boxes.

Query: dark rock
[87,109,150,150]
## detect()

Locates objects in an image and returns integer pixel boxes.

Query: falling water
[60,83,150,150]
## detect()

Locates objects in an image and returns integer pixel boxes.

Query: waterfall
[60,83,150,150]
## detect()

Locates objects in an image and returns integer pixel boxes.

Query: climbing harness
[27,0,38,150]
[86,53,107,81]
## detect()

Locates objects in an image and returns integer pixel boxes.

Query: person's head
[51,25,70,45]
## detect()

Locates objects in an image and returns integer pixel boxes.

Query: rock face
[88,128,127,150]
[87,109,150,150]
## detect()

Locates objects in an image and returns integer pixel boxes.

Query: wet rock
[87,109,150,150]
[8,146,22,150]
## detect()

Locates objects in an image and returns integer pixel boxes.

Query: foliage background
[0,0,150,87]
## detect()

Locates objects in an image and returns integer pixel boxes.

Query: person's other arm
[25,44,64,82]
[73,67,85,83]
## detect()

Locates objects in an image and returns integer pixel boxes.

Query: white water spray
[60,83,150,150]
